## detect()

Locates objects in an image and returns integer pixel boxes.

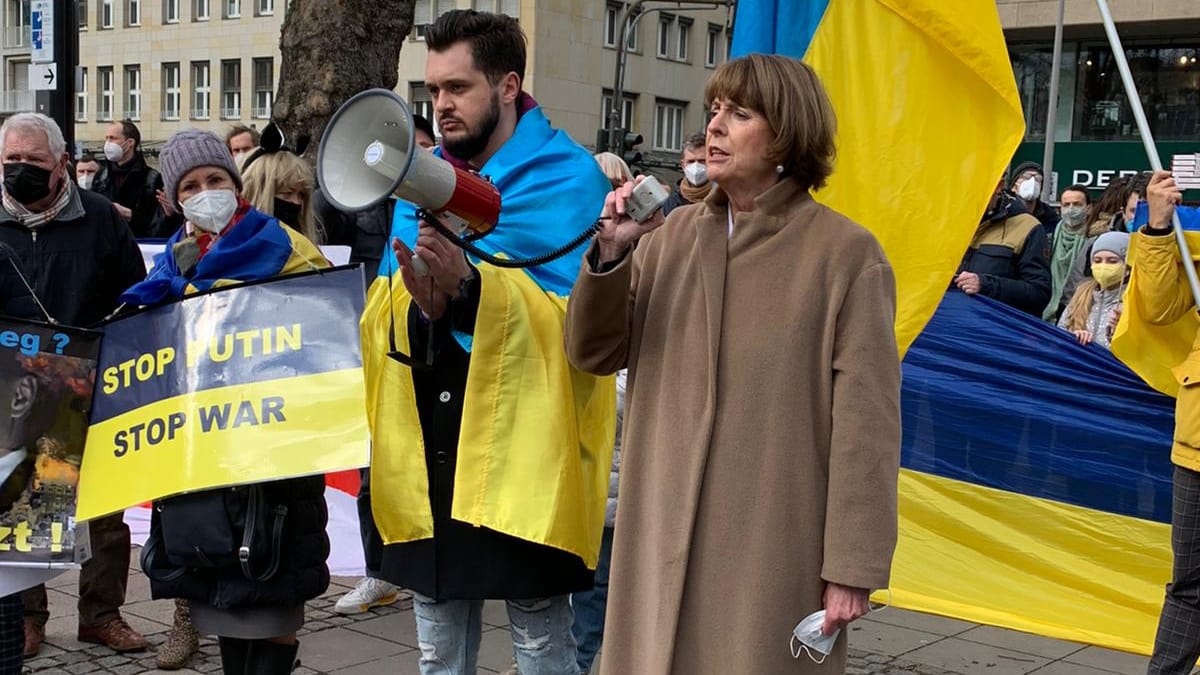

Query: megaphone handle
[411,254,430,277]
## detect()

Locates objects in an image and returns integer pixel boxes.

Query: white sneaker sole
[334,591,400,615]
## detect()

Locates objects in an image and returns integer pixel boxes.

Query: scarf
[1043,221,1088,320]
[121,206,328,306]
[679,178,713,204]
[2,181,73,229]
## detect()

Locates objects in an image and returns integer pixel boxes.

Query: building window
[123,65,141,120]
[99,0,113,28]
[603,3,619,48]
[163,0,179,23]
[252,57,273,119]
[126,0,140,25]
[705,23,720,68]
[256,0,272,14]
[78,0,89,29]
[162,62,180,120]
[601,90,635,130]
[1074,44,1200,142]
[657,15,672,58]
[225,0,239,18]
[98,66,113,120]
[75,67,87,121]
[221,59,241,118]
[1009,46,1052,142]
[676,18,691,62]
[194,0,209,20]
[409,82,438,136]
[471,0,518,18]
[653,100,684,151]
[191,61,210,119]
[413,0,456,39]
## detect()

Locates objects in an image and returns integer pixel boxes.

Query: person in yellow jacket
[1133,169,1200,675]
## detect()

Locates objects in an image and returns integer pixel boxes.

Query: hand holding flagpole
[1095,0,1200,310]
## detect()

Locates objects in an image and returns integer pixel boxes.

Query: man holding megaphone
[343,9,615,675]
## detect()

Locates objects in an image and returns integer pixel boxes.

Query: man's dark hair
[76,153,100,166]
[118,120,141,149]
[225,124,261,147]
[682,132,706,153]
[413,114,436,143]
[1061,184,1091,204]
[425,10,527,87]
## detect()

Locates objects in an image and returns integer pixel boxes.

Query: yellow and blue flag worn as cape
[1112,207,1200,397]
[362,103,617,568]
[731,0,1025,355]
[121,207,329,305]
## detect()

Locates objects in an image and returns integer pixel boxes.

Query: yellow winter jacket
[1113,230,1200,470]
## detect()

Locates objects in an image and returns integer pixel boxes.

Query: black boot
[217,636,252,675]
[246,639,299,675]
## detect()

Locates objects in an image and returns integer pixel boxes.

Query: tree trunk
[274,0,415,158]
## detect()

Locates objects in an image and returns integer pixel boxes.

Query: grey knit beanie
[160,129,243,205]
[1092,230,1130,259]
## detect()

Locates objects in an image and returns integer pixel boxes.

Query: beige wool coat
[564,178,902,674]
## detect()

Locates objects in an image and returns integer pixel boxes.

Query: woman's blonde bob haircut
[593,152,634,187]
[240,150,321,243]
[703,54,837,191]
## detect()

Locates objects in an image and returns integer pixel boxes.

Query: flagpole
[1094,0,1200,309]
[1039,0,1065,201]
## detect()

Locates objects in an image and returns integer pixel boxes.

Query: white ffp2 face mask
[790,609,839,664]
[182,189,238,234]
[77,174,94,190]
[683,161,708,187]
[1017,177,1041,201]
[103,140,125,163]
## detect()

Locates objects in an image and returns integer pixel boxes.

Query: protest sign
[0,318,99,571]
[77,267,369,521]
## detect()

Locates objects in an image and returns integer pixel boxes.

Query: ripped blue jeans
[411,593,579,675]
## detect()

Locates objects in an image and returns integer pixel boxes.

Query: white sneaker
[334,577,400,615]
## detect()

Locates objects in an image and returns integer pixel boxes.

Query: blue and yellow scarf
[122,207,328,305]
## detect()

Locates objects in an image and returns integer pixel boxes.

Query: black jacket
[959,193,1052,316]
[378,279,594,600]
[314,188,391,280]
[147,475,330,609]
[92,153,173,239]
[0,188,146,327]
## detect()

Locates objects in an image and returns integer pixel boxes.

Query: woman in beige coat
[564,54,902,674]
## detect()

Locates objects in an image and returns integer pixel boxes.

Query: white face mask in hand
[791,609,839,664]
[182,189,239,234]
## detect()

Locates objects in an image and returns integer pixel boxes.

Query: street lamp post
[607,0,734,155]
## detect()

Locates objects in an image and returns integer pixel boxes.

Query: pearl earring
[775,164,784,174]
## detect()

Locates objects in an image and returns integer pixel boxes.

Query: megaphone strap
[416,208,599,270]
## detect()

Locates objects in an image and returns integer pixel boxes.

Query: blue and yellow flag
[122,208,328,306]
[362,104,616,567]
[732,0,1025,354]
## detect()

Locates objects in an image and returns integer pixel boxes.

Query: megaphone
[317,88,502,239]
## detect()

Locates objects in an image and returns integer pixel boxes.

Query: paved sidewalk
[21,557,1170,674]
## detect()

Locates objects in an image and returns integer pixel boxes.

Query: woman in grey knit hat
[127,129,330,675]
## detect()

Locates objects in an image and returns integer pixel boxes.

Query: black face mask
[3,162,54,205]
[273,197,301,228]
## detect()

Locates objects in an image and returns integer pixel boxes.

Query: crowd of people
[954,158,1158,351]
[0,6,1197,675]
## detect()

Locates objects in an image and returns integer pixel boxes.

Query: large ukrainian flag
[732,0,1025,354]
[733,0,1171,656]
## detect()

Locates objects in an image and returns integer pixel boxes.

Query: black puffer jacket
[146,474,330,609]
[92,152,173,238]
[958,192,1052,315]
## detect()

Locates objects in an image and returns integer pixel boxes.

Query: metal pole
[608,0,732,153]
[1094,0,1200,309]
[1040,0,1064,201]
